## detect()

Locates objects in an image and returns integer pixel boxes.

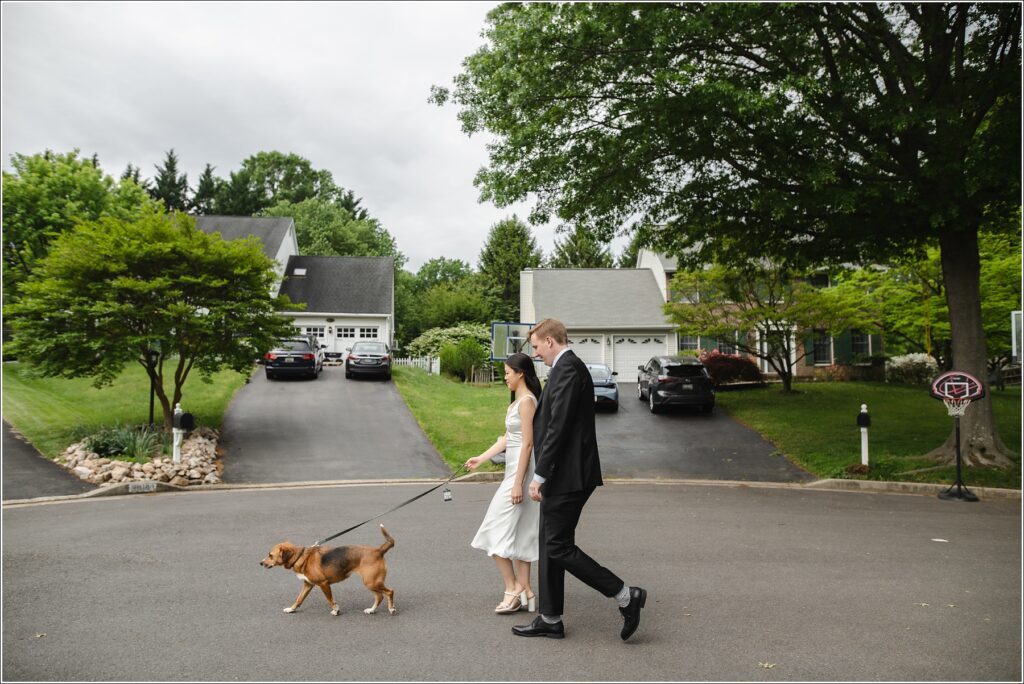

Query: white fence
[393,356,440,375]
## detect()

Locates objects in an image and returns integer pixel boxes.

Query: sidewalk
[3,481,1020,681]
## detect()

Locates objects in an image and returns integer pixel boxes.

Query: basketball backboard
[929,370,985,402]
[491,322,534,361]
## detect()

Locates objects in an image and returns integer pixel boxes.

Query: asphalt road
[1,420,93,501]
[594,393,813,482]
[2,482,1019,681]
[219,366,451,482]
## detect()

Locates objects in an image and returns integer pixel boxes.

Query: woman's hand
[465,456,486,470]
[510,483,524,505]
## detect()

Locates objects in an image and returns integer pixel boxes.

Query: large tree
[435,2,1021,466]
[477,216,544,321]
[149,149,190,212]
[214,151,342,216]
[2,150,153,303]
[547,225,614,268]
[260,198,405,268]
[191,163,219,215]
[5,208,296,431]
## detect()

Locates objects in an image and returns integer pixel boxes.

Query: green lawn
[1,362,252,459]
[716,381,1021,488]
[394,366,1022,489]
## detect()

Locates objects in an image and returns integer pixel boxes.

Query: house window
[717,332,738,356]
[813,331,833,365]
[678,335,700,352]
[339,327,356,339]
[851,330,871,360]
[808,273,830,288]
[304,326,325,339]
[359,327,379,339]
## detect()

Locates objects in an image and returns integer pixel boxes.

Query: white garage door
[612,334,668,384]
[569,335,605,366]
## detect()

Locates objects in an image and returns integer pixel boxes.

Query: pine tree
[191,164,219,215]
[547,226,614,268]
[149,149,190,212]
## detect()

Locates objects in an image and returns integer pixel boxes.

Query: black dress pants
[538,487,624,616]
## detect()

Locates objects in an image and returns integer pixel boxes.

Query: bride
[465,352,541,614]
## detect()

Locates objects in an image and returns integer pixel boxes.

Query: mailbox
[173,412,195,431]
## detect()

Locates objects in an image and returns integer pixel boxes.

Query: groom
[513,318,647,641]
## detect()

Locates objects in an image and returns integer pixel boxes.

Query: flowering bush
[699,349,764,386]
[405,322,491,357]
[885,353,939,385]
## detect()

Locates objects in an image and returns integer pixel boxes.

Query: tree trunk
[924,228,1014,467]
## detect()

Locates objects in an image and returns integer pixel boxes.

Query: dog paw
[388,607,397,615]
[364,607,377,615]
[331,608,340,616]
[283,607,296,614]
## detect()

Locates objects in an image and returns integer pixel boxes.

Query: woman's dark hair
[505,352,543,400]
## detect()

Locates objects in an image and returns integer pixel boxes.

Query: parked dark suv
[263,337,324,380]
[637,355,715,414]
[345,341,392,380]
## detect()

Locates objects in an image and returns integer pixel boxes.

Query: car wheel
[702,403,714,414]
[648,387,660,413]
[345,370,353,379]
[611,402,619,412]
[637,382,644,400]
[265,371,274,380]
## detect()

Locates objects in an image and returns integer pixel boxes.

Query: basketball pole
[938,413,979,502]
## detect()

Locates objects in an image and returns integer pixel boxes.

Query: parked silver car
[586,363,619,411]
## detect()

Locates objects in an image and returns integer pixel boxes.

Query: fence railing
[393,356,440,375]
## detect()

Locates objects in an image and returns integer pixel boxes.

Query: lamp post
[146,348,160,427]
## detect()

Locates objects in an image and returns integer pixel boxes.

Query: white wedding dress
[470,395,540,561]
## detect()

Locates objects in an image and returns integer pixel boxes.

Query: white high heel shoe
[495,591,522,614]
[519,591,537,612]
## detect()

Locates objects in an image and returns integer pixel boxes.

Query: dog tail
[378,524,395,555]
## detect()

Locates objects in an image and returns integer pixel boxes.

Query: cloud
[1,1,627,271]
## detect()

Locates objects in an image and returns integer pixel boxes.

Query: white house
[520,267,677,384]
[195,216,394,357]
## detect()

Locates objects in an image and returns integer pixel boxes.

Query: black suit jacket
[533,350,603,495]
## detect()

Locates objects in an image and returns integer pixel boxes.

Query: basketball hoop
[942,396,972,417]
[929,370,985,503]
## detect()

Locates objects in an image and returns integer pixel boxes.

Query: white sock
[541,614,562,624]
[615,585,631,608]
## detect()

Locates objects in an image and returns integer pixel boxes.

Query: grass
[715,381,1021,489]
[392,365,510,472]
[394,366,1022,489]
[1,361,252,459]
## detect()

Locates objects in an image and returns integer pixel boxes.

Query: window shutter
[803,333,816,366]
[835,330,853,364]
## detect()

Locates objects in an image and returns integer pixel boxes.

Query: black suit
[533,350,623,615]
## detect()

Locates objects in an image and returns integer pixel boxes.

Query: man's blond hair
[529,318,568,345]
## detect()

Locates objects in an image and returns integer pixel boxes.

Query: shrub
[406,323,491,358]
[885,353,939,385]
[699,350,763,386]
[439,338,489,382]
[83,424,162,460]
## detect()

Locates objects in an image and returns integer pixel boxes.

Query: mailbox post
[857,404,870,467]
[171,403,195,464]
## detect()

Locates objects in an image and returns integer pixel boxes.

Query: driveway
[219,367,450,483]
[595,392,813,482]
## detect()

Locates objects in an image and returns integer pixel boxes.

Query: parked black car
[586,363,619,411]
[263,337,324,380]
[345,341,392,380]
[637,355,715,414]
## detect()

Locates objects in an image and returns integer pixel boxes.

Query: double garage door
[568,333,670,385]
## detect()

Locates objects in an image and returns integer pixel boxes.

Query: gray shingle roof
[529,268,672,328]
[194,216,293,260]
[279,255,394,315]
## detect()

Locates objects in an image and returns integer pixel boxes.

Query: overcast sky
[2,1,626,272]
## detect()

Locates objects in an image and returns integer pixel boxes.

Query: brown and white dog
[260,524,396,616]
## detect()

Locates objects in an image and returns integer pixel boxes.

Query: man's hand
[528,480,542,502]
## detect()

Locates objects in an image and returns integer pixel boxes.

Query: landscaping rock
[58,429,222,490]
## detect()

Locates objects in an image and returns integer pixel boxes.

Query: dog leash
[312,464,469,547]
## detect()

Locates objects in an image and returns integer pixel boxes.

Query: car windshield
[278,340,312,352]
[353,343,388,354]
[664,364,705,378]
[587,366,613,382]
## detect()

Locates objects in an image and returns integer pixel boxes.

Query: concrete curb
[3,472,1018,507]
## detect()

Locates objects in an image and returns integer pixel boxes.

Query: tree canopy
[477,216,544,322]
[436,2,1021,465]
[547,225,614,268]
[149,149,190,212]
[5,208,296,431]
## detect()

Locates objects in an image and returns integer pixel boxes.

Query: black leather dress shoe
[619,586,647,641]
[512,615,565,639]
